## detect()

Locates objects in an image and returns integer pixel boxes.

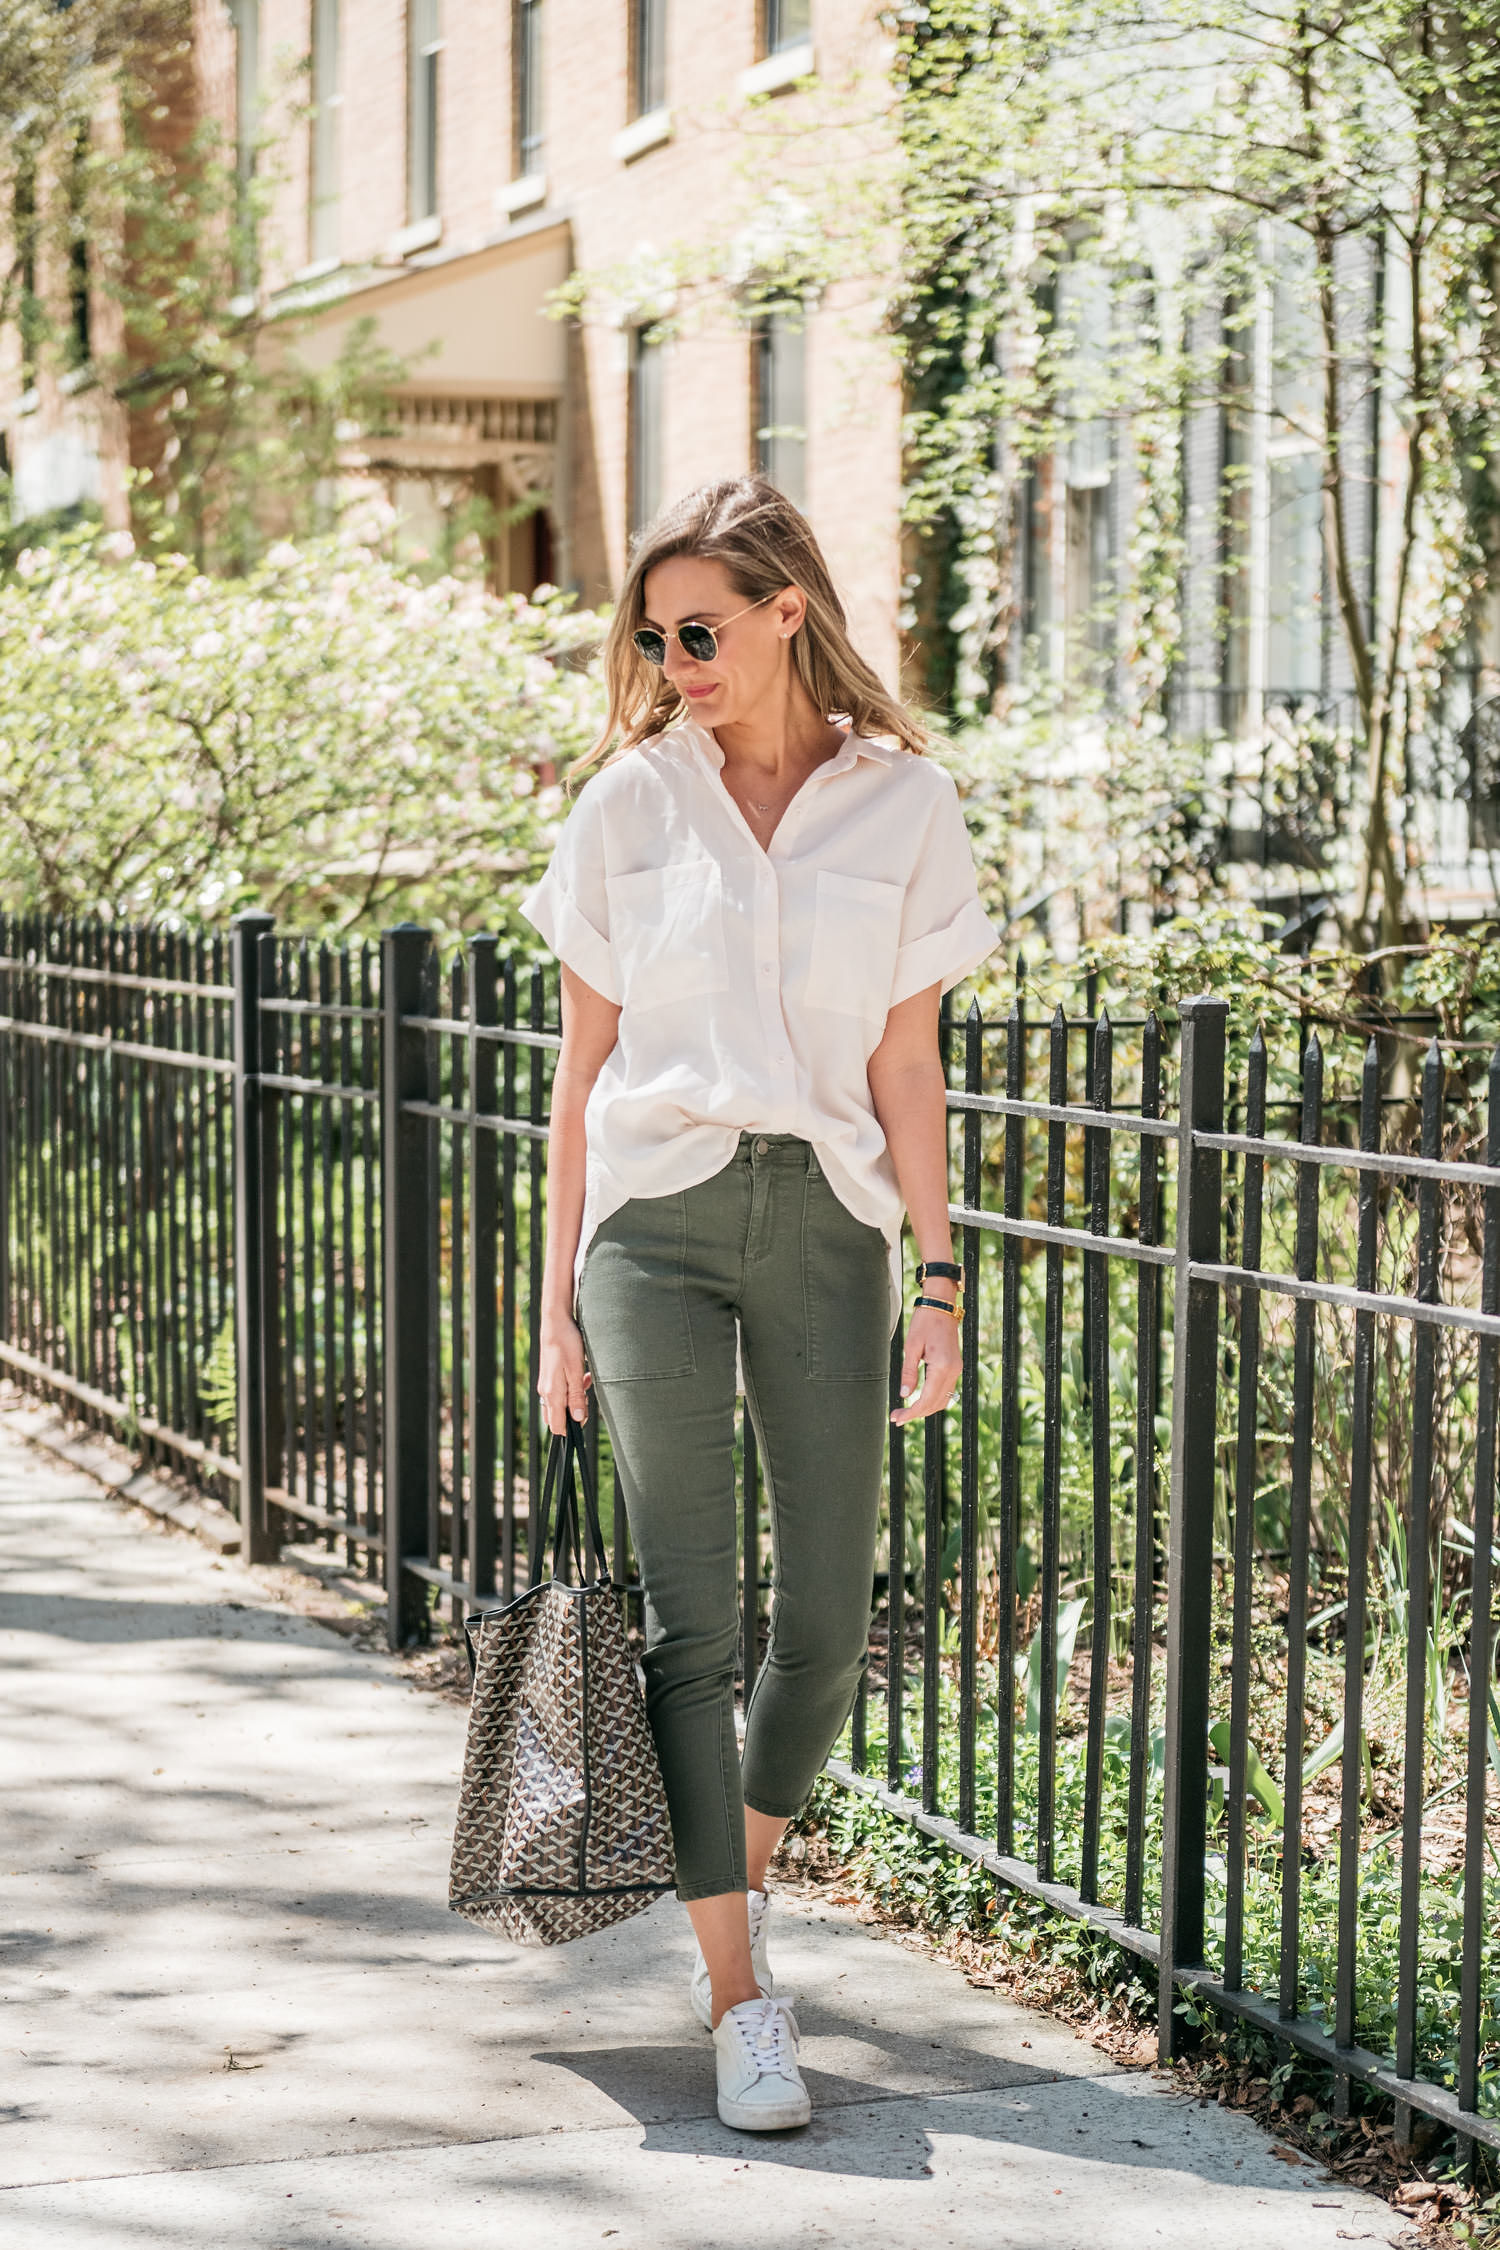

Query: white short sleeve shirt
[520,721,1001,1306]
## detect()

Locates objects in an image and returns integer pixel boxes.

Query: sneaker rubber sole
[716,2082,812,2132]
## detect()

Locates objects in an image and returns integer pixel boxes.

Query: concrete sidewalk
[0,1426,1408,2250]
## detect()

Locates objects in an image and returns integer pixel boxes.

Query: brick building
[2,1,902,677]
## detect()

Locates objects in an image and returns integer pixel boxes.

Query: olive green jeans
[576,1133,894,1902]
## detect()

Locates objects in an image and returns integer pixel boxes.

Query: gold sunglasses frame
[631,591,779,667]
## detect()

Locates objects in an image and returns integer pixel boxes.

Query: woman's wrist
[913,1250,961,1316]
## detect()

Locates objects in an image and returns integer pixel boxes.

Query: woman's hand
[890,1302,962,1426]
[538,1310,593,1435]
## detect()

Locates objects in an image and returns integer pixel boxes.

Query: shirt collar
[668,720,899,780]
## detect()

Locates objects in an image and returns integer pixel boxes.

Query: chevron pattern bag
[448,1421,676,1944]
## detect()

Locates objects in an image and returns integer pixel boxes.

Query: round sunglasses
[631,591,777,668]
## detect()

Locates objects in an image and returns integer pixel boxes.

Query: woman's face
[639,556,804,731]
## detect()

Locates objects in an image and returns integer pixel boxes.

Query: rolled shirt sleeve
[519,782,621,1003]
[889,768,1002,1005]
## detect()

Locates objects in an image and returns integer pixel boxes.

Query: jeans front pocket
[801,1169,892,1382]
[578,1194,696,1383]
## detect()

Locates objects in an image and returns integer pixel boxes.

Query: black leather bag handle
[466,1426,612,1677]
[529,1420,611,1591]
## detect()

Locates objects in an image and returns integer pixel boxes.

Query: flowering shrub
[0,533,606,942]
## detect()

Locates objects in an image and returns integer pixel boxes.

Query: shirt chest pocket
[803,870,905,1024]
[605,859,730,1012]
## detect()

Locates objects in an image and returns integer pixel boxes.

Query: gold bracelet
[914,1258,963,1318]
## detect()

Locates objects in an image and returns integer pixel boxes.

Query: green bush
[0,531,605,942]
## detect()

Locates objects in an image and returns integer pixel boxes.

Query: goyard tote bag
[448,1421,675,1943]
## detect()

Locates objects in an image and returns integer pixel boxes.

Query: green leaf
[1301,1719,1345,1786]
[1208,1721,1284,1826]
[1021,1596,1087,1737]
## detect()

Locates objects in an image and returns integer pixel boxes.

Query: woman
[524,476,998,2133]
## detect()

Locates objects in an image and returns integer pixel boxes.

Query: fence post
[1157,992,1227,2058]
[232,910,275,1564]
[0,918,9,1352]
[382,924,434,1649]
[467,936,499,1603]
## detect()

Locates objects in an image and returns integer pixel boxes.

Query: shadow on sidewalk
[536,2016,1164,2183]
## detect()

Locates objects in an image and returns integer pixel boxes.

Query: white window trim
[737,40,814,99]
[390,213,443,257]
[611,106,672,163]
[497,172,547,216]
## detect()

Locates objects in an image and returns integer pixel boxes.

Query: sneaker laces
[732,1995,799,2077]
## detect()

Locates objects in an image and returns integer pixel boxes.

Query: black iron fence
[1,909,1497,2158]
[0,919,238,1483]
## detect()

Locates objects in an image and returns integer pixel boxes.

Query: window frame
[514,0,545,178]
[750,309,807,508]
[628,326,665,535]
[632,0,667,120]
[309,0,343,265]
[226,0,261,291]
[408,0,443,225]
[762,0,811,57]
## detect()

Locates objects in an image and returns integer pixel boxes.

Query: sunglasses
[631,592,777,668]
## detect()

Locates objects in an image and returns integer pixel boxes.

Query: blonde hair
[573,476,926,779]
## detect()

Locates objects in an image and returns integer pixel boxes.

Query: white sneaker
[712,1995,811,2132]
[689,1888,774,2030]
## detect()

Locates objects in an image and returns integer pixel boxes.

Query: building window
[633,0,667,117]
[226,0,260,288]
[67,133,90,368]
[1266,453,1324,698]
[764,0,810,53]
[515,0,545,176]
[309,0,342,263]
[751,313,806,507]
[408,0,442,223]
[629,329,664,534]
[230,0,260,176]
[1266,255,1325,699]
[13,162,39,389]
